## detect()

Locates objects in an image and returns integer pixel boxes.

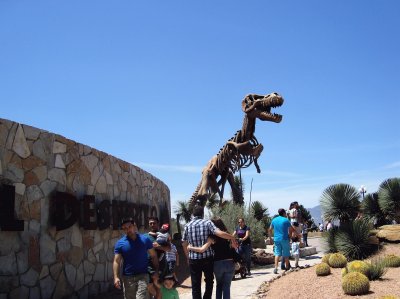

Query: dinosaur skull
[241,93,284,123]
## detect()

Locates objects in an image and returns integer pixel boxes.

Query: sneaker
[273,268,278,274]
[247,272,252,276]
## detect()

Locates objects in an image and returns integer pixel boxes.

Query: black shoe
[273,268,278,274]
[247,272,252,276]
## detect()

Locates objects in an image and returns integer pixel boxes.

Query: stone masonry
[0,118,170,299]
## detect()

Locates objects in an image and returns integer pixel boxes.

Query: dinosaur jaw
[243,93,284,123]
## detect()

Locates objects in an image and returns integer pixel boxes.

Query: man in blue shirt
[113,218,159,299]
[268,208,295,274]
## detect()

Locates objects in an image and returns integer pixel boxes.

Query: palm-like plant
[335,219,377,260]
[298,204,312,223]
[252,201,267,221]
[362,192,386,226]
[206,193,220,210]
[320,184,361,225]
[251,201,271,230]
[174,200,192,224]
[378,178,400,223]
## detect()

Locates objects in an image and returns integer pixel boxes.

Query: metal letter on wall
[0,184,24,231]
[52,191,80,230]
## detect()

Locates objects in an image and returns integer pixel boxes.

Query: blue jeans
[189,257,214,299]
[239,243,252,273]
[213,259,235,299]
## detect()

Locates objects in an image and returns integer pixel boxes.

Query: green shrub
[315,262,331,276]
[367,257,388,280]
[323,227,338,253]
[342,272,370,295]
[383,254,400,267]
[329,253,347,268]
[321,253,332,264]
[335,220,378,260]
[210,203,266,247]
[347,260,370,277]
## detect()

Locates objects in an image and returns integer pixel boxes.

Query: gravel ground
[260,243,400,299]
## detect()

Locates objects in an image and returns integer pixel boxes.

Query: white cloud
[384,161,400,169]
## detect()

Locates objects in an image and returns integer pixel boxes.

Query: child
[160,275,180,299]
[291,236,300,268]
[165,237,179,282]
[156,223,170,245]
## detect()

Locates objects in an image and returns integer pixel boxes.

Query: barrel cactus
[383,254,400,267]
[321,253,332,264]
[316,262,331,276]
[342,272,370,295]
[329,252,347,268]
[347,260,370,277]
[341,267,348,277]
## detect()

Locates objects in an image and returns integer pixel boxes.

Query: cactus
[321,253,332,264]
[315,262,331,276]
[341,267,348,277]
[347,260,370,277]
[342,272,370,295]
[328,252,347,268]
[383,254,400,267]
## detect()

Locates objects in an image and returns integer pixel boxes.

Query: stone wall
[0,118,170,299]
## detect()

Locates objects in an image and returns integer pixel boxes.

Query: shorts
[273,239,290,257]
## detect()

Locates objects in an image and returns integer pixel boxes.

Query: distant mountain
[307,205,322,225]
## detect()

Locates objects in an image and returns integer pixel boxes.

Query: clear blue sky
[1,1,399,217]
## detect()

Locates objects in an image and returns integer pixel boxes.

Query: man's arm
[175,249,179,266]
[268,226,273,244]
[113,254,122,289]
[182,240,189,263]
[152,242,171,252]
[289,225,296,238]
[148,248,159,273]
[215,228,236,240]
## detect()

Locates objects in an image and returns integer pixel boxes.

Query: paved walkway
[177,237,324,299]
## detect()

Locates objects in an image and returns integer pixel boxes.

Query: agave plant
[378,178,400,223]
[335,219,377,260]
[320,184,361,225]
[362,193,386,226]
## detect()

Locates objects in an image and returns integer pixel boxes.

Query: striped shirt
[165,244,177,262]
[182,217,217,259]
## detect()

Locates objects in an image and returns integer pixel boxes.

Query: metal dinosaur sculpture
[190,92,284,207]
